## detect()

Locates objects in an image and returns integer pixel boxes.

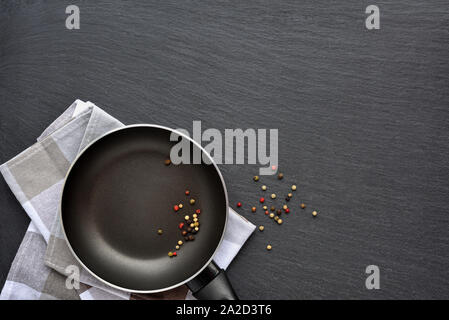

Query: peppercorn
[285,197,290,202]
[190,198,195,205]
[252,206,256,212]
[193,214,197,218]
[185,190,190,195]
[266,244,272,250]
[277,209,282,215]
[187,227,192,232]
[190,223,194,228]
[253,176,259,181]
[184,215,189,221]
[178,240,183,246]
[194,227,199,231]
[182,230,187,236]
[164,159,171,166]
[259,225,264,231]
[237,202,242,208]
[178,204,183,209]
[285,208,290,213]
[271,206,275,211]
[175,245,180,250]
[194,222,199,227]
[271,193,276,199]
[301,203,306,209]
[263,205,268,210]
[260,197,265,203]
[291,185,297,191]
[274,216,279,221]
[184,236,189,241]
[283,204,288,210]
[196,209,201,214]
[188,235,195,241]
[278,173,284,180]
[168,251,173,257]
[269,213,275,219]
[288,193,293,198]
[157,229,163,235]
[261,185,267,191]
[277,219,283,225]
[312,211,318,217]
[265,210,269,215]
[174,205,179,212]
[193,218,198,222]
[173,252,177,257]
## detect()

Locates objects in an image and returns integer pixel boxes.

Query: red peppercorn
[185,190,190,195]
[196,209,201,214]
[178,222,184,229]
[174,205,179,212]
[285,208,290,213]
[265,210,269,215]
[237,202,242,208]
[260,197,265,203]
[173,252,177,256]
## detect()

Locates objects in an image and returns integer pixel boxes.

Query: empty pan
[60,124,237,299]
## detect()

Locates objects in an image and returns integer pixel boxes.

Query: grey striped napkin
[0,100,255,300]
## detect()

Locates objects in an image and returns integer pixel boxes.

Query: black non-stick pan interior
[61,126,227,292]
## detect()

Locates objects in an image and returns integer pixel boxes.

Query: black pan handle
[187,260,238,300]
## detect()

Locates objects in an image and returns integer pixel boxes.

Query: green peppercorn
[190,198,196,205]
[253,176,259,182]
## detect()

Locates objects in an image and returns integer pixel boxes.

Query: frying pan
[60,124,238,299]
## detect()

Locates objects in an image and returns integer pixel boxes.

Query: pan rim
[59,124,229,293]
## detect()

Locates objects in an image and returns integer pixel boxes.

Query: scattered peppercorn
[263,205,268,210]
[172,252,177,257]
[277,173,284,180]
[190,198,196,205]
[291,185,297,191]
[175,245,180,250]
[174,205,179,212]
[178,223,184,229]
[283,204,288,210]
[269,213,275,219]
[312,211,318,217]
[261,185,267,191]
[270,206,275,212]
[260,197,265,203]
[288,193,293,198]
[237,202,242,208]
[265,210,269,215]
[188,235,195,241]
[157,229,163,235]
[301,203,306,209]
[178,240,183,245]
[178,204,183,209]
[168,251,173,257]
[164,159,171,166]
[285,197,290,202]
[253,176,259,181]
[185,190,190,195]
[259,226,265,231]
[266,244,272,250]
[194,227,199,231]
[184,215,189,221]
[196,209,201,214]
[285,208,290,213]
[271,193,276,199]
[182,230,187,236]
[251,206,257,212]
[277,219,283,225]
[193,214,198,218]
[277,209,282,215]
[274,216,279,221]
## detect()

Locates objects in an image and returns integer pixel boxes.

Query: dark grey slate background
[1,0,448,299]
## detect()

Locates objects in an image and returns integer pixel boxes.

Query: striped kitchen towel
[0,100,255,300]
